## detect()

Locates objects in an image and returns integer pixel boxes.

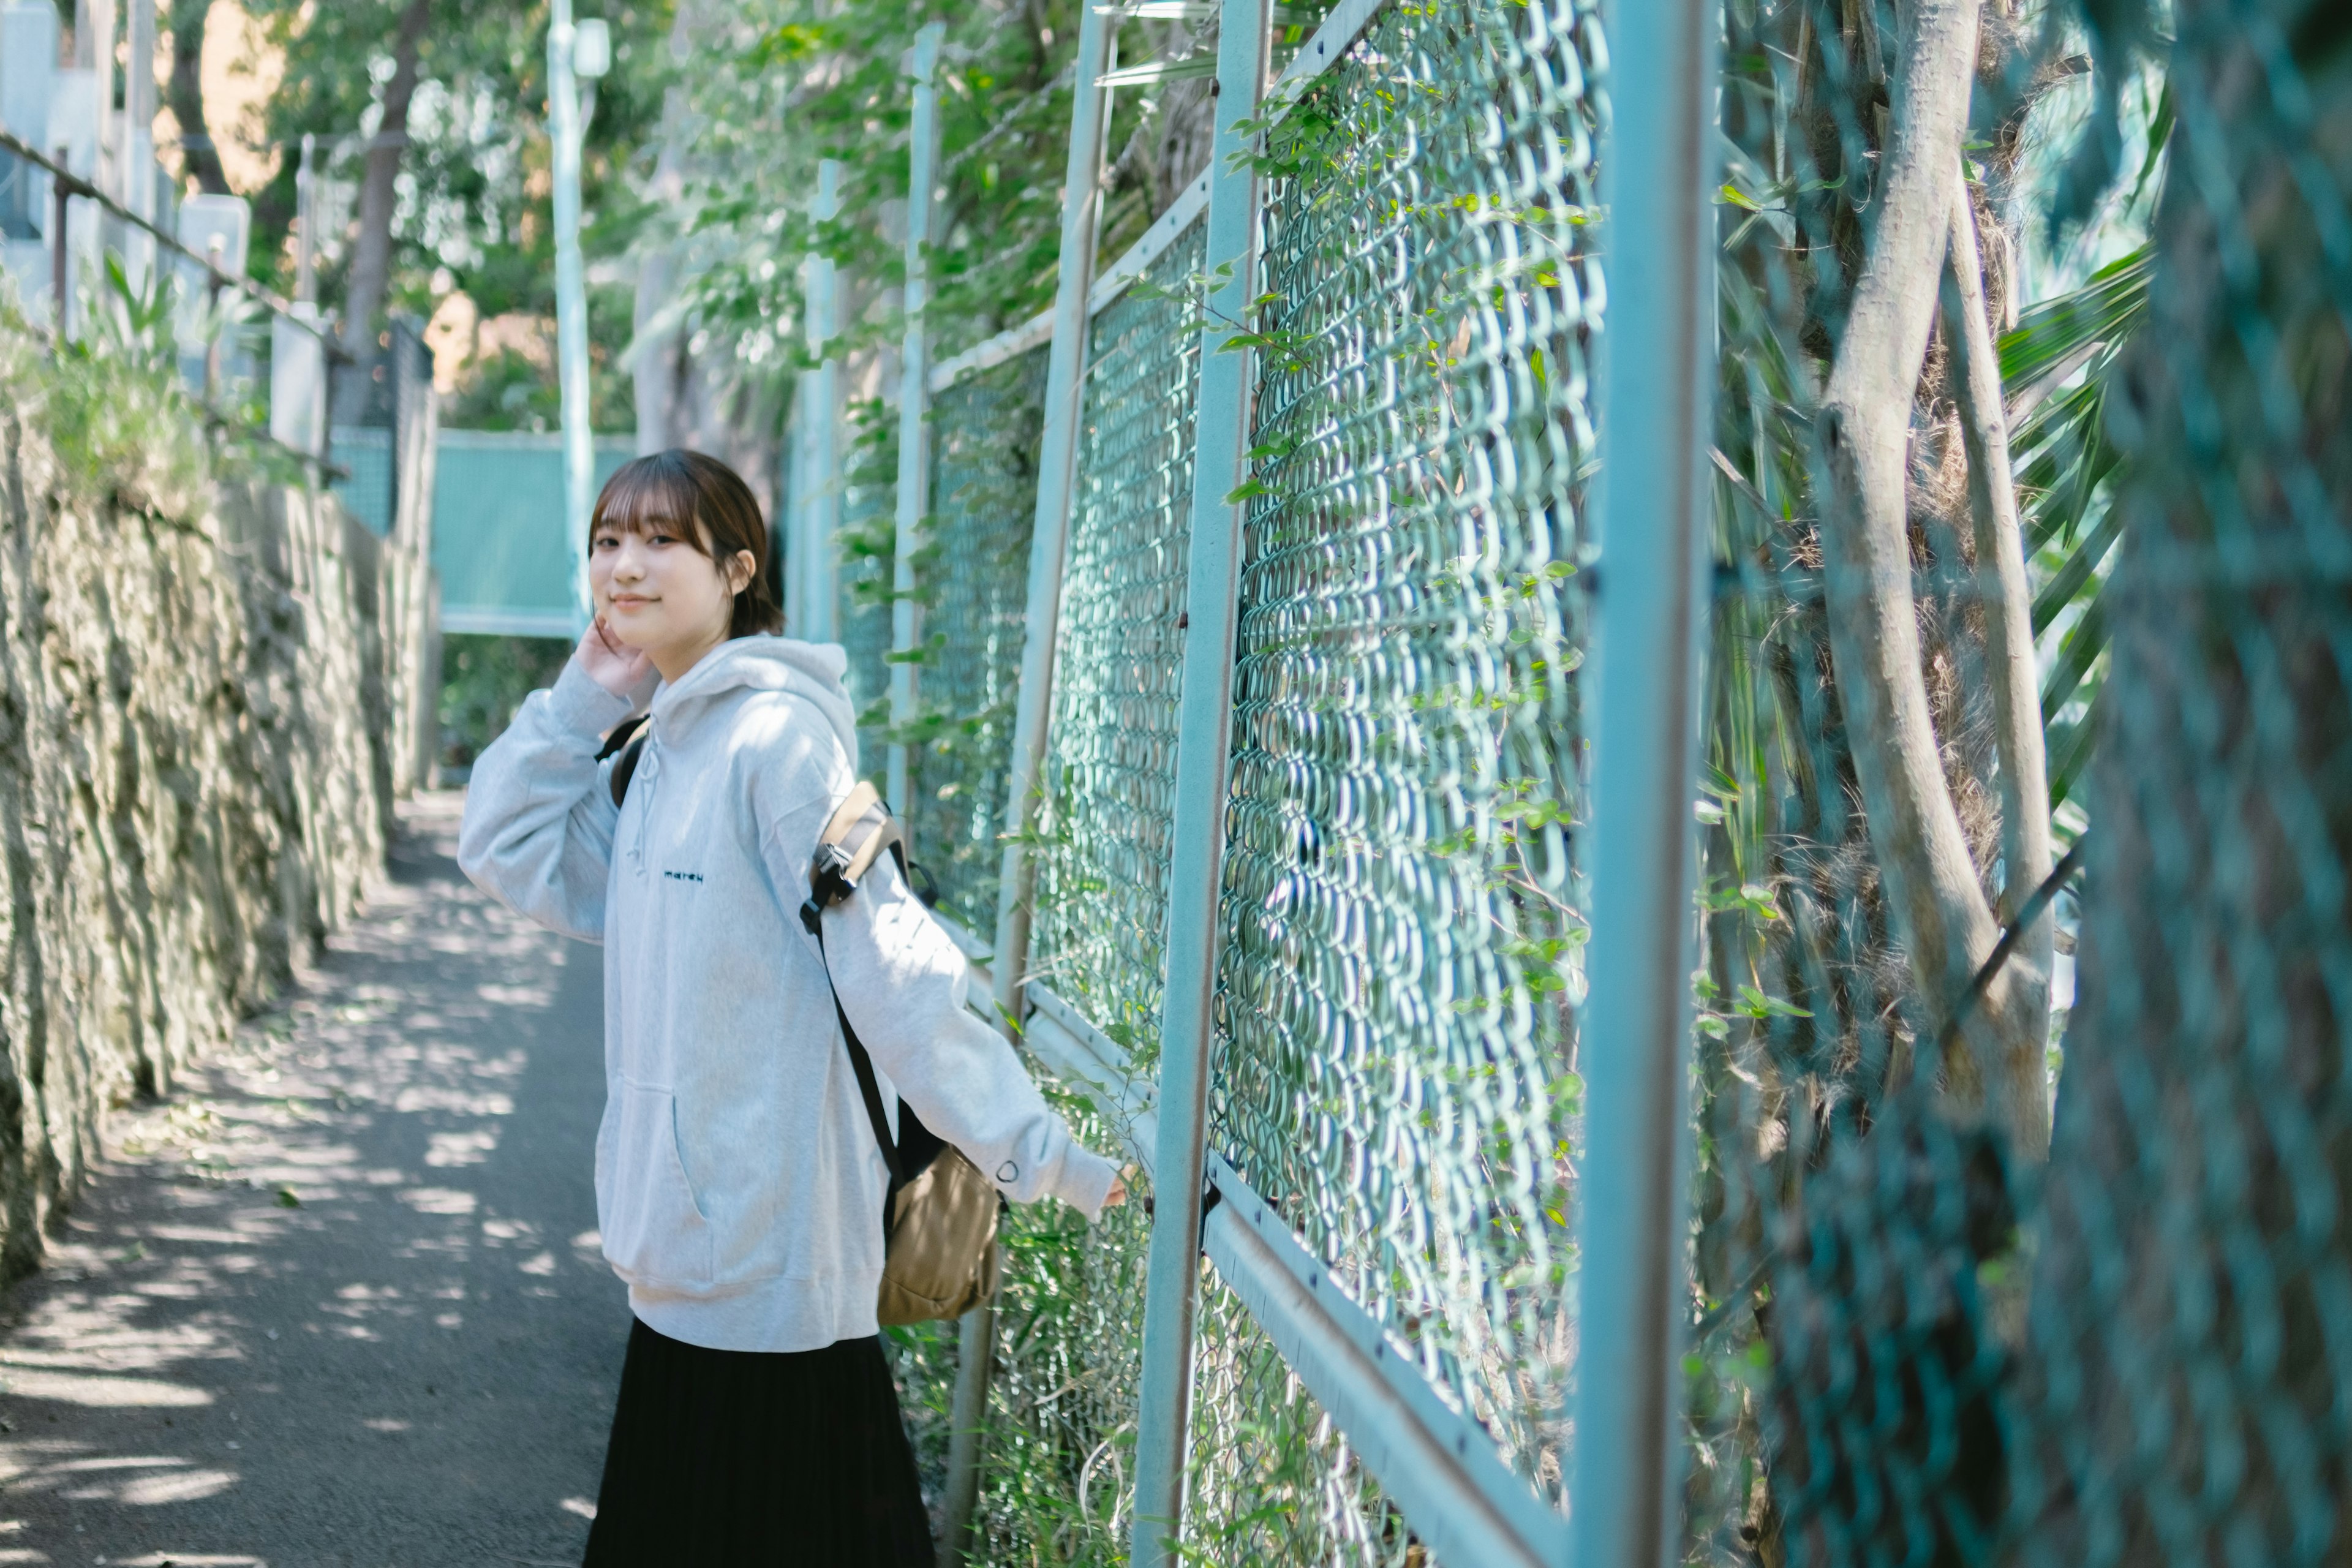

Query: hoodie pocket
[598,1081,715,1292]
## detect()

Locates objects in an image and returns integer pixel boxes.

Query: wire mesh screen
[2010,8,2350,1564]
[1681,3,2352,1566]
[1180,0,1603,1551]
[329,426,395,535]
[1025,224,1205,1040]
[1687,0,2063,1553]
[904,347,1050,933]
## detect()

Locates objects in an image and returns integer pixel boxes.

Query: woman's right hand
[578,616,654,699]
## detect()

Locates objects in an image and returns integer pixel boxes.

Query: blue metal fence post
[1129,1,1272,1561]
[889,24,944,817]
[1567,0,1719,1564]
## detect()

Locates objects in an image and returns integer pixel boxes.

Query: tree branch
[1942,163,2054,1070]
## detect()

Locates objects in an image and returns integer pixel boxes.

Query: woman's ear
[726,549,756,595]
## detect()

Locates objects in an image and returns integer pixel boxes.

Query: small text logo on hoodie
[663,870,704,883]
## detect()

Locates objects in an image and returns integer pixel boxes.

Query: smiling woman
[456,447,1126,1566]
[585,451,782,688]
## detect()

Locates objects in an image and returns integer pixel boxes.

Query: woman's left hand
[578,615,655,699]
[1101,1165,1134,1210]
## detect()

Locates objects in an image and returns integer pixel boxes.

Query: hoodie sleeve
[747,747,1121,1219]
[457,660,635,943]
[815,851,1123,1221]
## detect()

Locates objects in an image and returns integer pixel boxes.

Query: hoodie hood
[649,636,859,766]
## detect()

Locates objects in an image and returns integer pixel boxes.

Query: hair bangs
[591,453,711,553]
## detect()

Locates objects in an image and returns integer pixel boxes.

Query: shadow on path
[0,793,625,1567]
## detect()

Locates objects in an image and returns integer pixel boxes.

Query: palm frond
[1999,244,2152,816]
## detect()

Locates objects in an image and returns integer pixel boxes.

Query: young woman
[458,450,1125,1565]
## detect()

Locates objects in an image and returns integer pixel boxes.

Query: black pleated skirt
[581,1317,933,1567]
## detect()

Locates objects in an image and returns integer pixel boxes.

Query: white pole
[985,0,1115,1030]
[888,24,943,816]
[295,132,317,303]
[549,0,594,631]
[801,159,842,647]
[786,387,810,632]
[75,0,113,200]
[121,0,153,288]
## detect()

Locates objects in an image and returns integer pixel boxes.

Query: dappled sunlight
[0,796,625,1564]
[0,1371,213,1409]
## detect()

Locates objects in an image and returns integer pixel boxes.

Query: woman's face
[589,513,751,673]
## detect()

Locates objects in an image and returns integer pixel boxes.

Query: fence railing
[0,124,354,484]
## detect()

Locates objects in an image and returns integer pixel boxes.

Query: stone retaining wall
[0,411,427,1281]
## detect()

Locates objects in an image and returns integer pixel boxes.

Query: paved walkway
[0,794,628,1567]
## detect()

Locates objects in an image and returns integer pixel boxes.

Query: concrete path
[0,794,630,1568]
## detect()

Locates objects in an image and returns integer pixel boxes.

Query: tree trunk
[2012,5,2352,1558]
[339,0,431,360]
[166,0,229,196]
[627,2,785,512]
[1812,0,2051,1156]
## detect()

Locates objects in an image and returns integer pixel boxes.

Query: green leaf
[1999,244,2151,391]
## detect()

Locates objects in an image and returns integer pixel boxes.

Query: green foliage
[239,1,671,428]
[660,0,1343,393]
[9,259,296,522]
[44,269,219,519]
[2001,245,2153,818]
[436,631,572,771]
[662,0,1087,381]
[438,345,562,431]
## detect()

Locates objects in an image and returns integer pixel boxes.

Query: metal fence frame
[1569,2,1719,1566]
[811,0,1720,1558]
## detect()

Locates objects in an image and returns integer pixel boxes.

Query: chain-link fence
[903,348,1049,933]
[941,221,1203,1567]
[1180,0,1602,1556]
[836,402,899,774]
[1025,227,1204,1046]
[330,318,432,538]
[817,0,2352,1560]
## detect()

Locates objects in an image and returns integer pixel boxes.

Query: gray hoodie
[457,636,1119,1353]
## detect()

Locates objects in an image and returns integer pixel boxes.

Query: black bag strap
[802,914,908,1188]
[797,785,933,1195]
[598,714,650,809]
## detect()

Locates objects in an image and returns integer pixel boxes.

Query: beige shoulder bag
[797,783,1001,1327]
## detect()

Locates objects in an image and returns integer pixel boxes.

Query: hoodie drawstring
[628,731,662,872]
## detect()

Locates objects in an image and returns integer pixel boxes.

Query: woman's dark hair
[590,450,782,639]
